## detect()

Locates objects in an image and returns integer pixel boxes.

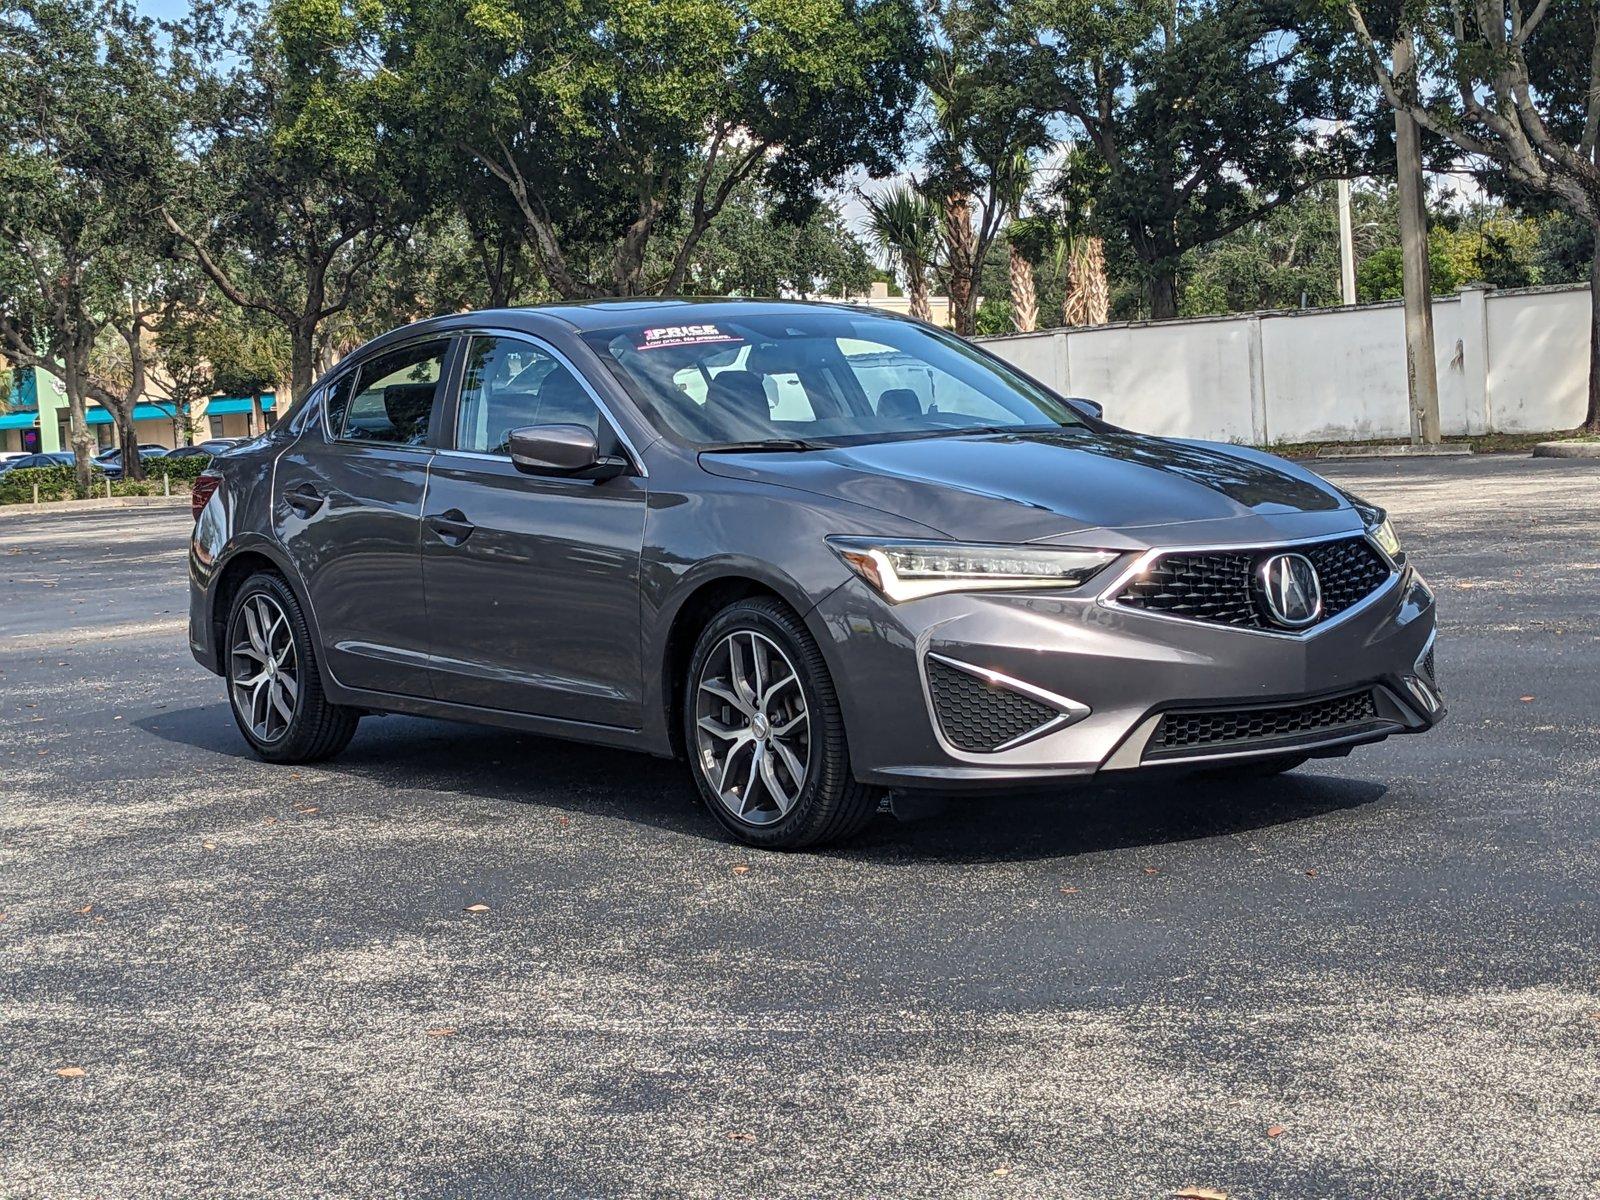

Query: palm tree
[861,184,939,322]
[1006,215,1060,334]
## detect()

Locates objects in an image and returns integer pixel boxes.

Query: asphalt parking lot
[2,453,1598,1199]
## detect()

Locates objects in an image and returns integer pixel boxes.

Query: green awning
[87,404,183,425]
[0,411,38,430]
[204,395,278,416]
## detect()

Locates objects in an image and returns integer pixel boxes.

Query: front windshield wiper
[700,438,825,453]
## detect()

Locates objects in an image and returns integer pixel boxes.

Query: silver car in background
[188,300,1443,848]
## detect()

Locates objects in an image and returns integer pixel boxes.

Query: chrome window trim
[921,651,1091,756]
[450,327,649,478]
[1095,528,1400,641]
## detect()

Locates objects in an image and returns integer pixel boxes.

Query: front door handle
[427,509,476,546]
[284,484,324,515]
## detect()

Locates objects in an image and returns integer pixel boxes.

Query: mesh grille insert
[1147,689,1381,758]
[926,659,1059,753]
[1116,536,1391,631]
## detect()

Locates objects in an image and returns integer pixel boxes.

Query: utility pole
[1392,32,1442,445]
[1337,177,1357,305]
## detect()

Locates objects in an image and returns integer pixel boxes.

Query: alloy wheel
[229,593,299,744]
[694,629,812,826]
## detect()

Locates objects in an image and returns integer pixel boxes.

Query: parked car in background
[165,438,246,461]
[0,451,81,475]
[95,444,170,479]
[189,299,1443,849]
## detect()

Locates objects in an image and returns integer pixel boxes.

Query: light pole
[1337,177,1357,306]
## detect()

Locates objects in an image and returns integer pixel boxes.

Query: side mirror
[507,424,629,481]
[1065,396,1104,421]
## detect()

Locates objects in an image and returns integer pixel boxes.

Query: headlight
[1370,514,1403,560]
[827,537,1118,602]
[1334,485,1404,561]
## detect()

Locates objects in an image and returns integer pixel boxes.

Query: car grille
[1145,689,1382,759]
[926,658,1060,753]
[1115,536,1391,632]
[1421,645,1436,683]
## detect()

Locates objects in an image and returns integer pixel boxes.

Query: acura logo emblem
[1257,553,1323,628]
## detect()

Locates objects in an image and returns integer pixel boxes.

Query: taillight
[191,470,222,520]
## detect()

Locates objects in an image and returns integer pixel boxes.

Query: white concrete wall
[980,283,1590,444]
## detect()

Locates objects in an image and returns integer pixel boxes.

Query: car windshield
[581,310,1087,448]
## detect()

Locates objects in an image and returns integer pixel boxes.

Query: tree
[663,180,875,299]
[160,0,407,405]
[1345,0,1600,432]
[1017,0,1347,319]
[0,0,181,485]
[861,183,940,320]
[382,0,922,300]
[922,1,1049,334]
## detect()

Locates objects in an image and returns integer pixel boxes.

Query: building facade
[0,366,277,454]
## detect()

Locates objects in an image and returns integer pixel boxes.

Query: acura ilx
[189,300,1442,848]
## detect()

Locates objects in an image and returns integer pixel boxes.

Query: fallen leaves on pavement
[53,1066,85,1079]
[463,903,491,913]
[1266,1124,1286,1138]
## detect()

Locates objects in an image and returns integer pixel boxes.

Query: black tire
[225,571,360,764]
[1199,753,1309,781]
[683,597,880,849]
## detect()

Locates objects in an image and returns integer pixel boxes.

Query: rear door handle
[284,484,324,515]
[427,509,476,546]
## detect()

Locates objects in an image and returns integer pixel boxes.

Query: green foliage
[0,466,81,504]
[1013,0,1350,317]
[0,0,185,479]
[665,182,874,298]
[1356,215,1545,303]
[0,455,209,505]
[383,0,925,296]
[972,295,1012,335]
[861,183,939,294]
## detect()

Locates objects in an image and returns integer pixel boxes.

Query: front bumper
[812,556,1442,791]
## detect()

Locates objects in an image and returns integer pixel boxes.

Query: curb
[0,494,192,518]
[1316,444,1475,459]
[1532,440,1600,459]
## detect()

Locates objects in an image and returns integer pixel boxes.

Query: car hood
[699,428,1352,544]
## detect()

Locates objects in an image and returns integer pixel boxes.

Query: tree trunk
[117,413,144,482]
[1149,270,1179,321]
[1588,226,1600,434]
[1393,32,1441,445]
[289,322,317,407]
[1064,238,1110,327]
[907,262,932,323]
[60,355,95,492]
[943,192,977,336]
[1009,246,1038,333]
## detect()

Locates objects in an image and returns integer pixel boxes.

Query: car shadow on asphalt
[138,704,1386,863]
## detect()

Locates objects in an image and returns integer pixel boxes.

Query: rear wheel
[684,598,879,849]
[226,572,359,763]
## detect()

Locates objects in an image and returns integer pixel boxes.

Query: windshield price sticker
[637,324,743,351]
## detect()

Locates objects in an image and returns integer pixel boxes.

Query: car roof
[348,298,904,357]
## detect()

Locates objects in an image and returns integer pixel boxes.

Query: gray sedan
[187,300,1442,848]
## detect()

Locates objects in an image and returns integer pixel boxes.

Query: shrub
[0,465,80,505]
[0,454,211,504]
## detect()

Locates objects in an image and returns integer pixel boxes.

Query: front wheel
[684,598,880,849]
[225,572,360,763]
